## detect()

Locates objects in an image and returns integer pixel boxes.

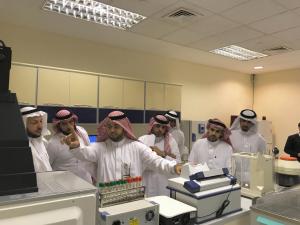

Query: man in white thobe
[20,106,52,172]
[229,109,267,187]
[139,114,181,197]
[47,109,96,184]
[165,110,186,161]
[63,111,181,185]
[189,118,233,170]
[230,109,266,154]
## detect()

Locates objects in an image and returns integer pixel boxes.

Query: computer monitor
[88,135,97,143]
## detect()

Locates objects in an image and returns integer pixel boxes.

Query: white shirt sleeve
[71,143,99,163]
[167,137,181,163]
[188,140,201,164]
[46,138,58,165]
[138,143,176,175]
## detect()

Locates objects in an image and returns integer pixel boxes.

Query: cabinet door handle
[71,104,94,108]
[42,103,65,107]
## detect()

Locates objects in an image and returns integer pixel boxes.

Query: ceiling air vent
[168,9,196,17]
[263,46,293,55]
[163,8,201,25]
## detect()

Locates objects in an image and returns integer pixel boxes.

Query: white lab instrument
[232,152,274,198]
[181,120,207,150]
[167,163,241,224]
[275,155,300,187]
[99,199,159,225]
[257,120,273,154]
[146,196,197,225]
[250,185,300,225]
[0,171,98,225]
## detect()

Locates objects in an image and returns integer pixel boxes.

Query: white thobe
[70,137,176,184]
[229,130,266,154]
[188,138,233,170]
[47,126,96,184]
[169,128,185,159]
[229,130,267,185]
[29,137,52,172]
[139,134,181,197]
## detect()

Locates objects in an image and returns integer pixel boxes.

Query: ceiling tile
[129,18,180,39]
[287,39,300,50]
[292,7,300,16]
[273,26,300,42]
[160,28,201,45]
[221,0,287,24]
[249,11,300,34]
[185,0,249,13]
[238,35,288,53]
[274,0,300,9]
[189,26,264,50]
[186,15,240,39]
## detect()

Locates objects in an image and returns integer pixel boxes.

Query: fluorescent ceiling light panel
[210,45,267,61]
[254,66,264,70]
[43,0,146,30]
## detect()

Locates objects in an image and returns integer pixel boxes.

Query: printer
[167,163,241,224]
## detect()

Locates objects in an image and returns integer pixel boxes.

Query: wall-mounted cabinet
[146,82,164,110]
[38,68,69,106]
[69,73,98,107]
[38,68,98,107]
[11,63,182,117]
[146,82,181,111]
[99,77,123,108]
[123,80,144,109]
[99,77,144,109]
[9,65,37,105]
[165,84,181,111]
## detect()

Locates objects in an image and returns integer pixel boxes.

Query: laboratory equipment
[181,120,207,150]
[167,163,241,224]
[275,154,300,187]
[98,176,145,207]
[232,152,274,198]
[0,171,98,225]
[0,40,37,196]
[250,185,300,225]
[99,199,159,225]
[257,120,273,154]
[146,196,197,225]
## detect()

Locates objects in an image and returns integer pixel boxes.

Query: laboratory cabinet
[9,64,37,105]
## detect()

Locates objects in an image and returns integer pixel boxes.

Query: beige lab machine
[250,186,300,225]
[232,152,274,198]
[0,171,98,225]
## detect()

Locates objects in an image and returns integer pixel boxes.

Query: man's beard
[110,134,124,142]
[27,130,41,138]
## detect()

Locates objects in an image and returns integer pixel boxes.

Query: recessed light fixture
[210,45,267,61]
[42,0,146,30]
[254,66,264,70]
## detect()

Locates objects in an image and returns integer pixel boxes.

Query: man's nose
[37,122,43,129]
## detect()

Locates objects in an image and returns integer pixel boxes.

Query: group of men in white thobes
[20,105,266,197]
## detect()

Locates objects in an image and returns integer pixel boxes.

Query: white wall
[254,69,300,151]
[1,21,252,126]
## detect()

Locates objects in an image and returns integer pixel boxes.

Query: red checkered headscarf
[52,109,89,145]
[203,118,232,146]
[148,115,171,153]
[97,111,137,142]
